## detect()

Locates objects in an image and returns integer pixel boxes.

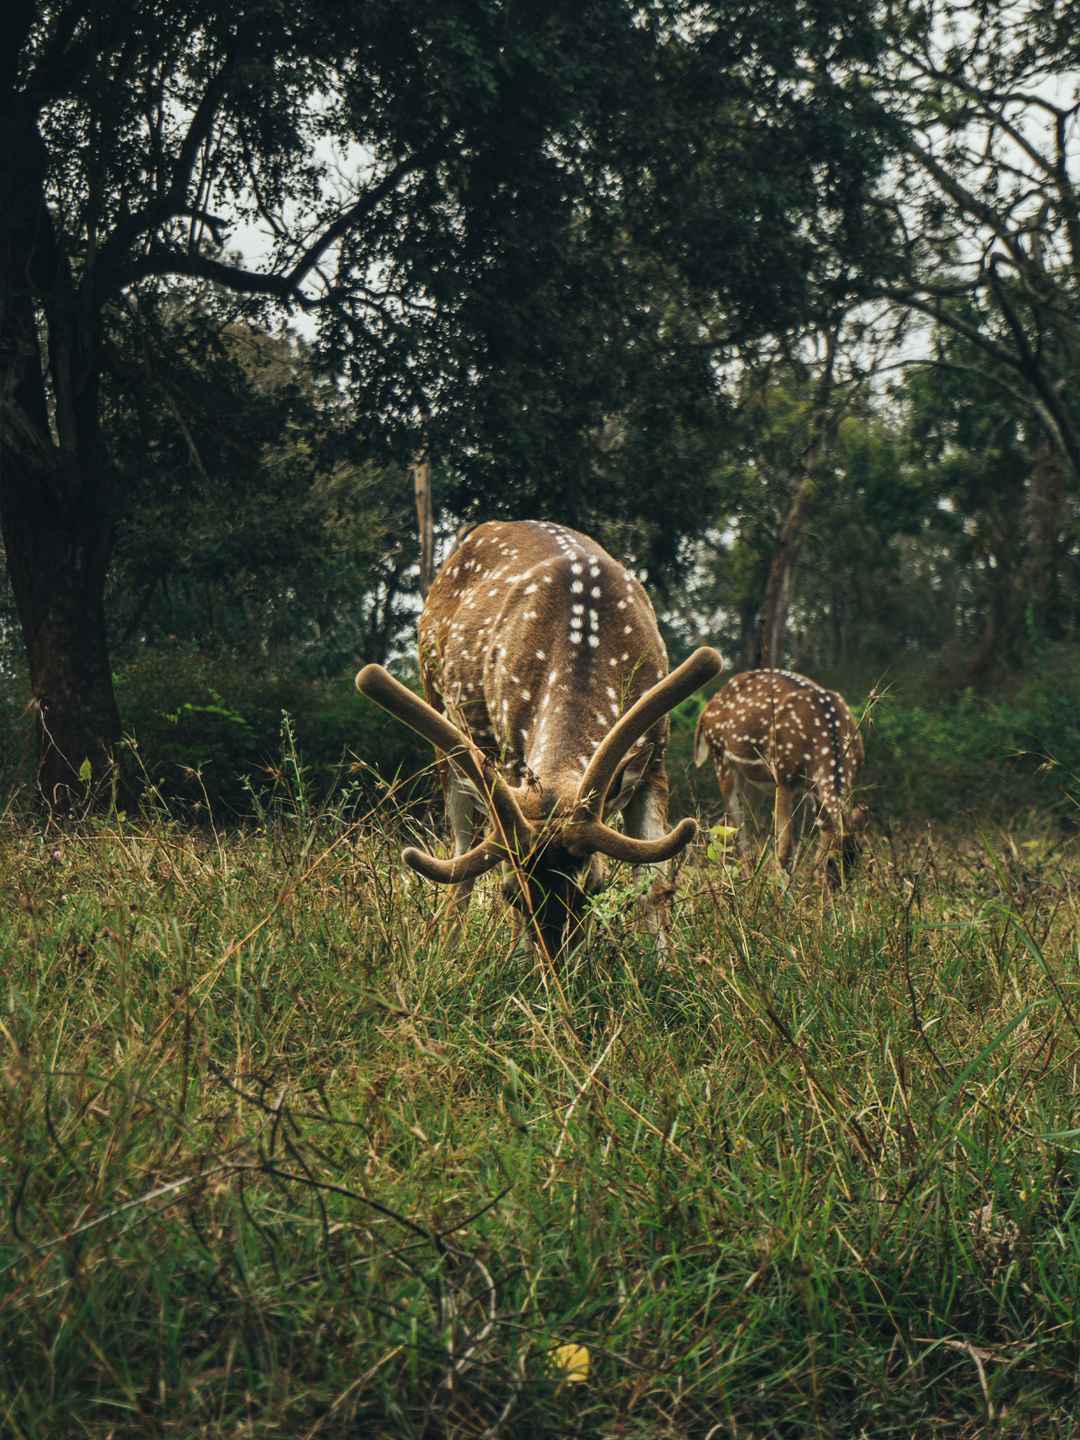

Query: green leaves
[705,822,739,864]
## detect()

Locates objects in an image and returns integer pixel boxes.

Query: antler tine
[574,647,724,819]
[565,815,699,865]
[402,840,503,884]
[355,665,532,850]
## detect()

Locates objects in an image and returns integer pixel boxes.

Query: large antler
[355,665,532,880]
[563,815,699,864]
[570,646,724,862]
[575,647,723,817]
[401,838,504,884]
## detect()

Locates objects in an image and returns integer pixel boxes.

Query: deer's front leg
[443,772,482,923]
[622,776,675,945]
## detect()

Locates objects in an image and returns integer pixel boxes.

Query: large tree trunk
[0,458,119,806]
[1,105,121,808]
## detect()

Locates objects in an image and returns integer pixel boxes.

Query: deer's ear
[603,744,653,818]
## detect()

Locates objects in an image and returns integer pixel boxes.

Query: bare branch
[93,53,240,292]
[116,149,434,316]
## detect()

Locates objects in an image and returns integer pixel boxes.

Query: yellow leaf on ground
[551,1343,589,1383]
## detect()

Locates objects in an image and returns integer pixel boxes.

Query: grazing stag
[694,669,867,885]
[356,520,722,955]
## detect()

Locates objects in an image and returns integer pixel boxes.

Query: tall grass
[2,779,1079,1436]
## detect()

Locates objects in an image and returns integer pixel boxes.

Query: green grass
[2,788,1080,1437]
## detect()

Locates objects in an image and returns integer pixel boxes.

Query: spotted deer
[693,669,867,885]
[356,520,723,955]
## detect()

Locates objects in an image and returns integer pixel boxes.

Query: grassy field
[2,782,1080,1437]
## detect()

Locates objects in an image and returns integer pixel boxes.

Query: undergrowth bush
[116,650,431,815]
[862,650,1080,826]
[0,644,1078,829]
[0,649,431,817]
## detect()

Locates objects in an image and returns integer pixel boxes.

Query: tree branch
[117,152,433,309]
[0,0,38,94]
[25,1,138,105]
[276,153,431,296]
[93,53,240,293]
[901,134,1030,269]
[986,255,1080,479]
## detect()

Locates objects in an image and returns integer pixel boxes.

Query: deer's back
[419,520,667,780]
[701,669,862,801]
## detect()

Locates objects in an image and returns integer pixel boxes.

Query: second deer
[694,669,867,885]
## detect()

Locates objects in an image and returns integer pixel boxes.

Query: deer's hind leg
[810,790,849,889]
[773,782,796,875]
[726,772,774,875]
[716,762,752,863]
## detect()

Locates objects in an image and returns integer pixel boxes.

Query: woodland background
[3,0,1080,828]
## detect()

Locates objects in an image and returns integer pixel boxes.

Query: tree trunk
[0,453,121,806]
[1023,441,1067,638]
[738,597,759,670]
[960,510,1026,688]
[758,479,813,668]
[413,437,434,600]
[1,107,121,807]
[755,328,841,669]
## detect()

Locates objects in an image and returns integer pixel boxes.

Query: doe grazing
[357,519,722,955]
[694,668,867,885]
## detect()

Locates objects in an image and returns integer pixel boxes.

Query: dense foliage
[0,0,899,798]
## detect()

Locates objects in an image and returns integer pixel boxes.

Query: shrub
[858,654,1080,826]
[114,650,432,817]
[0,650,431,818]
